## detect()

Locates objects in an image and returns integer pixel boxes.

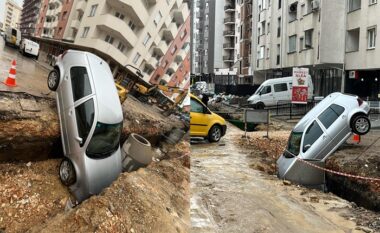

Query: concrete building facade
[3,0,22,31]
[20,0,42,37]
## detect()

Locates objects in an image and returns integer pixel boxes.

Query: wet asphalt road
[190,124,366,233]
[0,37,52,97]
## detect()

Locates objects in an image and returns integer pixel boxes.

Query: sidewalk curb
[34,60,52,71]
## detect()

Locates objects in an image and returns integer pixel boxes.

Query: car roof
[293,92,355,132]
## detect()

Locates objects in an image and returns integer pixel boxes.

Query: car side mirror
[75,136,83,144]
[303,144,311,152]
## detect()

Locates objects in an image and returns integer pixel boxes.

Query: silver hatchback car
[47,50,123,202]
[277,92,370,185]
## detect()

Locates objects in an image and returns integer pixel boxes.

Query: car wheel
[256,102,265,109]
[351,115,371,135]
[59,158,76,186]
[47,68,60,91]
[208,125,222,142]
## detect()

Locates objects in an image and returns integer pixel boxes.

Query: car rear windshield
[286,131,302,156]
[86,122,122,159]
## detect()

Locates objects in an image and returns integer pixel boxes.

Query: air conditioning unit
[289,4,297,13]
[311,0,320,11]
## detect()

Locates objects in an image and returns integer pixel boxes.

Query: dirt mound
[28,158,190,233]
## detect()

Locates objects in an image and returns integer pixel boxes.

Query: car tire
[59,158,76,186]
[208,125,222,142]
[47,68,60,91]
[351,114,371,135]
[256,102,265,109]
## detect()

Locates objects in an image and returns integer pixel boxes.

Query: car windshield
[254,86,263,95]
[86,122,122,159]
[286,131,303,156]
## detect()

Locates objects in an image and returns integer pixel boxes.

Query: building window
[288,35,297,53]
[143,33,151,46]
[258,46,265,59]
[346,28,360,52]
[267,22,270,34]
[305,29,313,48]
[288,2,298,22]
[133,53,141,64]
[277,17,281,37]
[89,4,98,17]
[180,29,187,40]
[368,27,376,49]
[117,42,125,52]
[279,0,282,9]
[266,47,270,59]
[154,11,162,26]
[105,35,114,44]
[128,21,136,31]
[277,44,281,64]
[115,12,125,20]
[369,0,377,5]
[348,0,361,12]
[81,27,89,38]
[171,45,177,54]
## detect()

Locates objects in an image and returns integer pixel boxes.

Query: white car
[19,38,39,59]
[277,92,370,186]
[47,50,123,202]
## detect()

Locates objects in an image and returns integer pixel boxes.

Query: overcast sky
[0,0,24,23]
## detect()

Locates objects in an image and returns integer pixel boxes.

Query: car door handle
[342,115,346,119]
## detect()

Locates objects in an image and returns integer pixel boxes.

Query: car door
[190,97,210,136]
[317,104,349,160]
[301,120,331,160]
[259,85,275,106]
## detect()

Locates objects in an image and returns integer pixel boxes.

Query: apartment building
[344,0,380,99]
[2,0,22,31]
[20,0,42,36]
[252,0,346,96]
[191,0,225,75]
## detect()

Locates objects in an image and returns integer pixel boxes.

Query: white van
[19,38,40,59]
[247,76,314,108]
[4,27,21,47]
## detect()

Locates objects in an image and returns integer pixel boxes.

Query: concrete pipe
[122,133,153,172]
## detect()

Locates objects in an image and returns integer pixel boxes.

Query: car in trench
[47,50,123,202]
[277,92,371,185]
[190,93,227,142]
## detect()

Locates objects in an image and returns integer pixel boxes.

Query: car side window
[318,104,345,129]
[75,98,95,146]
[303,121,323,152]
[191,98,204,113]
[70,67,92,102]
[261,85,272,94]
[274,83,288,92]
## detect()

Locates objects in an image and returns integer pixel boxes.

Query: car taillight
[357,97,363,106]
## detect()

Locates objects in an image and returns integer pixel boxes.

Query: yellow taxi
[190,94,227,142]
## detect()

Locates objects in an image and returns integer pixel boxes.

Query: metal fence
[267,100,320,119]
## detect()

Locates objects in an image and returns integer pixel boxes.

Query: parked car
[47,50,123,202]
[247,76,314,109]
[277,92,370,185]
[19,38,39,59]
[190,93,227,142]
[4,27,21,47]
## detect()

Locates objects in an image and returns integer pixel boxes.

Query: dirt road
[191,124,373,233]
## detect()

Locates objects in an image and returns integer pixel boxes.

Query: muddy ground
[236,121,380,231]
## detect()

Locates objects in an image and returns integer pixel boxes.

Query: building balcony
[163,22,178,41]
[223,30,235,36]
[97,14,137,47]
[224,5,236,11]
[146,0,157,4]
[107,0,149,27]
[145,56,158,70]
[173,3,189,24]
[154,40,169,56]
[76,38,126,63]
[175,49,187,62]
[223,43,235,49]
[223,55,234,61]
[168,62,179,73]
[259,9,266,22]
[70,19,80,29]
[224,17,235,24]
[162,74,171,82]
[76,0,87,12]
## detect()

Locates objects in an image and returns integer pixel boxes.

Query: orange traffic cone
[3,59,17,87]
[353,134,361,144]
